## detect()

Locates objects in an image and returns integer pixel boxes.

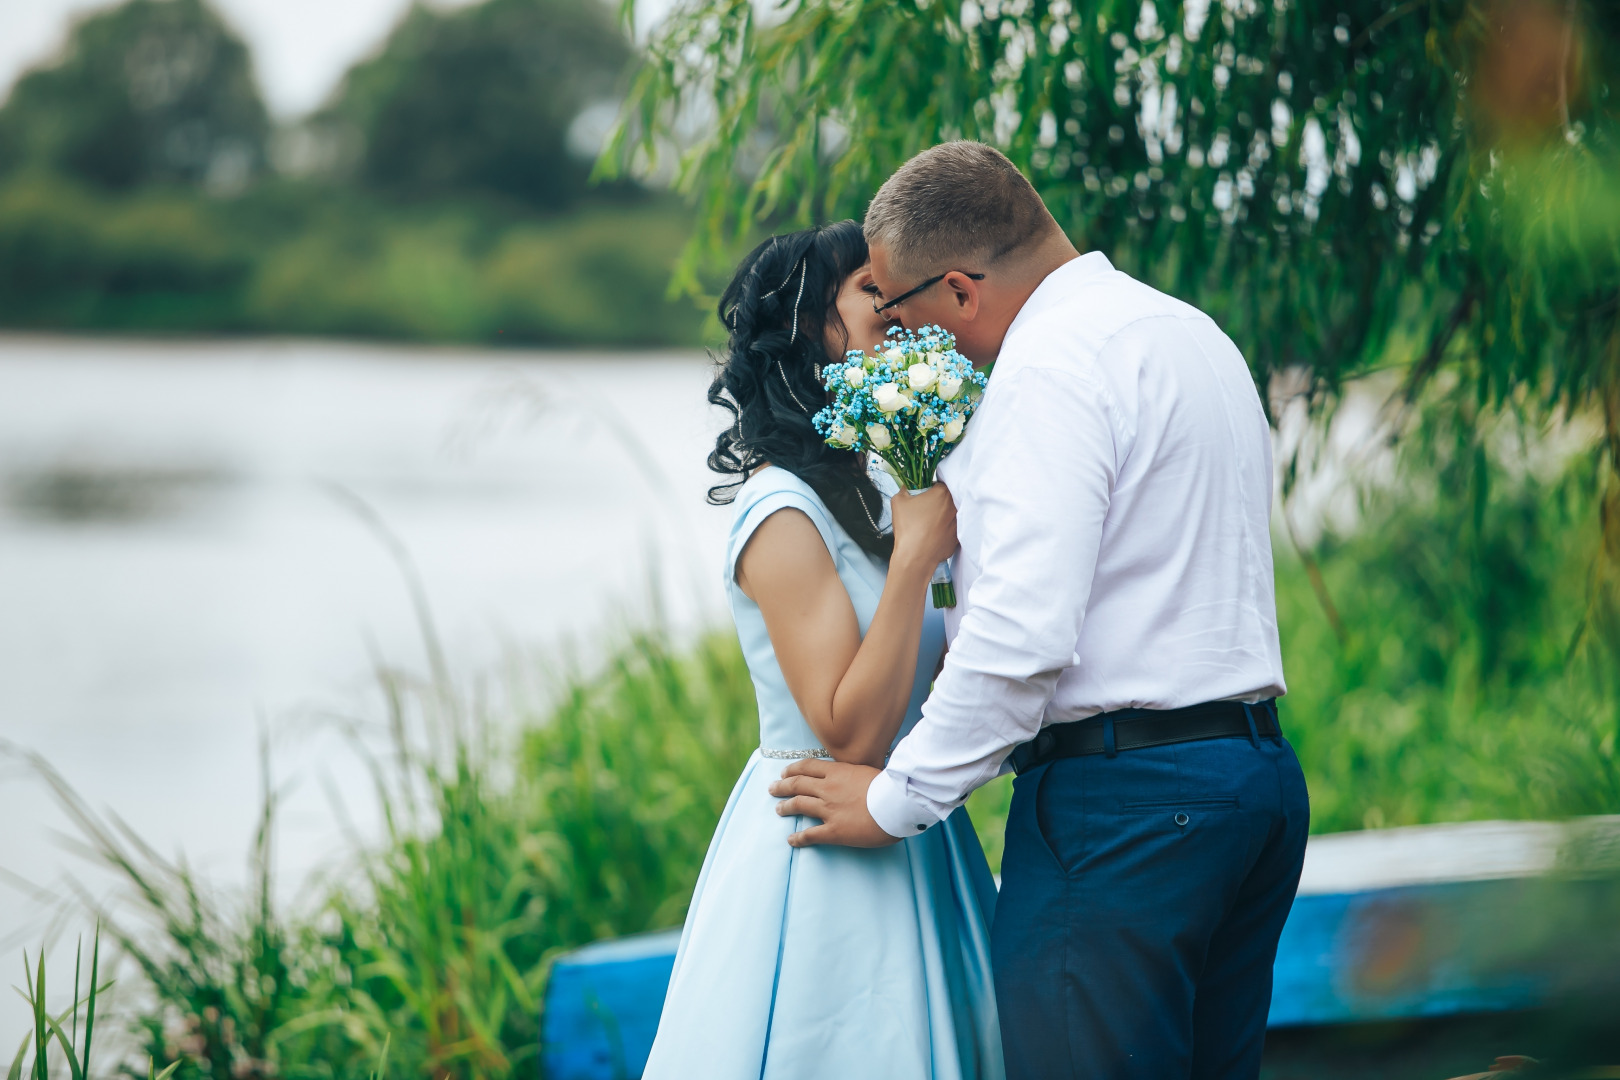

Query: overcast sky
[0,0,668,119]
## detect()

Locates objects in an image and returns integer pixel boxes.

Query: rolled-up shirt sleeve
[867,363,1120,838]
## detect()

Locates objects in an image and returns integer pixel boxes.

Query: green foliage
[0,175,705,345]
[314,0,632,208]
[1278,400,1620,833]
[0,0,268,192]
[482,209,709,343]
[249,200,703,344]
[516,631,759,943]
[0,177,252,327]
[611,0,1620,415]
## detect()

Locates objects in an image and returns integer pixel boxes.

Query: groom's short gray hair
[865,141,1057,281]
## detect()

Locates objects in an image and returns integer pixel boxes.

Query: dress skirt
[642,751,1004,1080]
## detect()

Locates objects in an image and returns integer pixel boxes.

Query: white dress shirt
[867,251,1287,838]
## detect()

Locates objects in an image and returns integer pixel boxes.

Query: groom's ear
[942,271,982,321]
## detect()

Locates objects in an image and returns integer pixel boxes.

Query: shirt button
[916,824,927,832]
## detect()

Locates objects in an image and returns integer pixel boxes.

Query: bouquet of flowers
[813,325,989,608]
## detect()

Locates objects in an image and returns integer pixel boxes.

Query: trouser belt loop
[1266,699,1282,743]
[1242,703,1260,748]
[1103,714,1117,758]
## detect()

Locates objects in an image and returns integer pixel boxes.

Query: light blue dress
[642,467,1003,1080]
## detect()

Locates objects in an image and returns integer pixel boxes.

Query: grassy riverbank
[10,413,1617,1079]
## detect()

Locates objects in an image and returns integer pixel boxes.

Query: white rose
[941,415,966,442]
[936,373,964,401]
[845,366,865,388]
[884,347,905,363]
[926,350,945,367]
[907,363,937,392]
[872,383,913,413]
[829,423,859,448]
[918,412,939,431]
[866,423,893,450]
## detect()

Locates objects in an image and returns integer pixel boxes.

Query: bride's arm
[737,486,957,769]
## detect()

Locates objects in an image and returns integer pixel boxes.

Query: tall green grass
[9,402,1616,1077]
[307,630,755,1078]
[7,925,178,1080]
[10,628,754,1080]
[1277,403,1619,833]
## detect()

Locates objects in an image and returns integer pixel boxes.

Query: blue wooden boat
[543,930,682,1080]
[541,817,1620,1080]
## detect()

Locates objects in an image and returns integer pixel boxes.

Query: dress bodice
[725,467,945,754]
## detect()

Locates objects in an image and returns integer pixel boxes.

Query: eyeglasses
[872,271,985,315]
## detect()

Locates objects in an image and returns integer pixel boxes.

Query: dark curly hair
[707,221,893,559]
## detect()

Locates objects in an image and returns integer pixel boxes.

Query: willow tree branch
[1282,500,1349,647]
[1352,0,1426,50]
[1402,283,1478,403]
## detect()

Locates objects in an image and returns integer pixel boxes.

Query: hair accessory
[759,249,806,300]
[729,243,806,335]
[768,243,814,408]
[787,260,807,344]
[777,361,811,413]
[760,247,810,343]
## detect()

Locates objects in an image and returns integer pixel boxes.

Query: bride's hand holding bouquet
[887,484,958,590]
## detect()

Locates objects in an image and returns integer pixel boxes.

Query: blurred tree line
[0,0,704,345]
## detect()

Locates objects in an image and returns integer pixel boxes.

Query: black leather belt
[1008,699,1281,775]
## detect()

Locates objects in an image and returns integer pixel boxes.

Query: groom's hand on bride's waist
[769,760,899,848]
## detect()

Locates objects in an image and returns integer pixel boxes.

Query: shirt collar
[1002,250,1115,341]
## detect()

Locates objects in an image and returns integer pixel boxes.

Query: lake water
[0,335,732,1037]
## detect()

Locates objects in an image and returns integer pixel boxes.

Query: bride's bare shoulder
[735,502,834,599]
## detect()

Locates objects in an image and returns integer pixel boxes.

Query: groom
[770,141,1309,1079]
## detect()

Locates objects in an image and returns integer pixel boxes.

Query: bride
[641,221,997,1080]
[642,221,1003,1079]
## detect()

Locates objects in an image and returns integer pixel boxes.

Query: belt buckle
[1010,728,1059,775]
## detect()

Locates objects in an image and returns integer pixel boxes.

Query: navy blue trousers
[991,733,1309,1080]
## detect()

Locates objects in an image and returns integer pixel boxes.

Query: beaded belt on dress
[760,747,832,760]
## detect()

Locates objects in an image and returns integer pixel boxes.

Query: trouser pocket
[1122,795,1239,813]
[1020,761,1067,871]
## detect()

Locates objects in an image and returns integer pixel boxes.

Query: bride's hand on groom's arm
[769,759,900,848]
